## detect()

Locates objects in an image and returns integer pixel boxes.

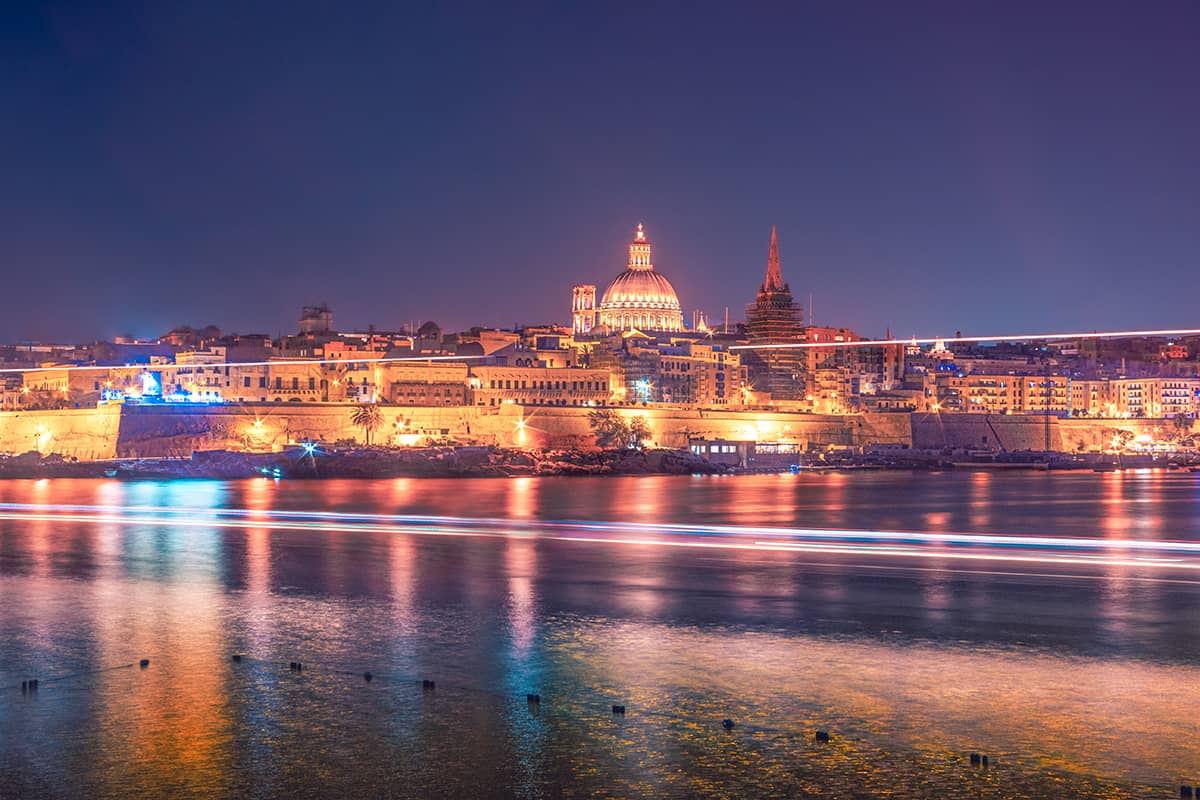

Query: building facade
[467,366,611,407]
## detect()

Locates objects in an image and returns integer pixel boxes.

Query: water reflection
[1,473,1198,798]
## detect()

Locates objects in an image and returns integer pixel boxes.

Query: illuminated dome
[597,224,684,332]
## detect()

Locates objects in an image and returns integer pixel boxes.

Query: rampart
[0,403,1176,460]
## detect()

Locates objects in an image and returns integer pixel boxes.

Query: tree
[588,408,628,448]
[626,415,652,450]
[351,403,383,446]
[588,409,652,450]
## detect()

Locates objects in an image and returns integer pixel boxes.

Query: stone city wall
[910,413,1170,452]
[0,403,1176,461]
[911,413,1063,451]
[0,405,123,460]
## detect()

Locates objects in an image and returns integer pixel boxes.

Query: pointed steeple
[763,226,785,292]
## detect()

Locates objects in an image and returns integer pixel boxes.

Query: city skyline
[4,3,1200,342]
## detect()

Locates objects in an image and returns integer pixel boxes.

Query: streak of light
[4,502,1200,555]
[3,502,1200,554]
[730,326,1200,350]
[3,503,1200,572]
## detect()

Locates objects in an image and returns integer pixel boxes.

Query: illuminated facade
[596,224,684,332]
[378,362,470,406]
[587,333,746,406]
[572,285,597,335]
[467,366,611,407]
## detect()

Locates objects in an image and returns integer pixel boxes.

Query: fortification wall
[910,414,1175,452]
[1,402,1176,461]
[506,406,914,450]
[0,406,123,459]
[911,414,1062,451]
[1058,418,1164,452]
[113,404,511,458]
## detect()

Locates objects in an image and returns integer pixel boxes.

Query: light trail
[0,353,485,375]
[4,502,1200,571]
[730,326,1200,350]
[5,501,1200,554]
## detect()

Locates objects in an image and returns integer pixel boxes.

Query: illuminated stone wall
[0,405,123,459]
[111,404,512,457]
[910,414,1167,452]
[0,403,1174,461]
[1058,417,1165,453]
[911,414,1063,451]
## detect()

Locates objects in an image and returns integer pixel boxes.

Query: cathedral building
[572,224,685,334]
[744,226,805,401]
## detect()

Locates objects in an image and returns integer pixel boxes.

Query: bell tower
[572,284,597,335]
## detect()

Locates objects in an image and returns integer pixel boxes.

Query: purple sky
[2,1,1198,342]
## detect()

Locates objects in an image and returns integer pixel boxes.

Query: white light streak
[3,503,1200,572]
[730,327,1200,350]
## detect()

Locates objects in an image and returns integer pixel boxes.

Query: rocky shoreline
[0,446,732,480]
[3,445,1196,480]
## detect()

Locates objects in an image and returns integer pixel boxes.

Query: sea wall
[1058,418,1164,452]
[113,404,506,458]
[110,404,897,456]
[909,413,1170,452]
[911,413,1063,451]
[0,403,1176,460]
[0,405,123,460]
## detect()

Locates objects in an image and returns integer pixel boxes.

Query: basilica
[572,223,685,334]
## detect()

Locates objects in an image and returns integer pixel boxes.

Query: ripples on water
[1,471,1199,798]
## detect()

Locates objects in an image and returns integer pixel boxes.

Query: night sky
[3,2,1198,343]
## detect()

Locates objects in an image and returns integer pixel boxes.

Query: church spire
[764,225,785,292]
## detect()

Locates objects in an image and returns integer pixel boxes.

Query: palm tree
[351,403,383,446]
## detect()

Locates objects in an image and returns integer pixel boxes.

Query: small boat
[103,468,119,478]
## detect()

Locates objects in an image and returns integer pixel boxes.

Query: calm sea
[2,471,1199,798]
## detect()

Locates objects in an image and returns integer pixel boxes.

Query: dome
[600,269,681,311]
[596,224,685,332]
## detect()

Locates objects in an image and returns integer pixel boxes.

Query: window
[244,377,251,388]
